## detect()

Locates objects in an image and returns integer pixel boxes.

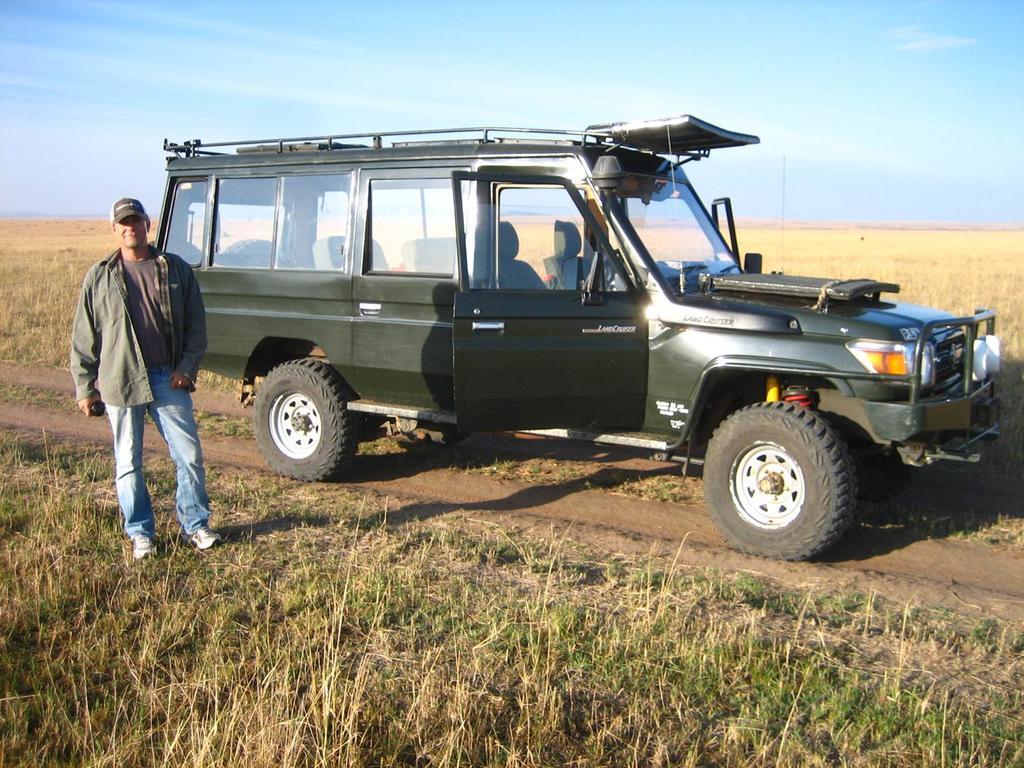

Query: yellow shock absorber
[766,374,781,402]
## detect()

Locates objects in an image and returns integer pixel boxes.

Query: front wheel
[255,359,358,481]
[704,402,858,560]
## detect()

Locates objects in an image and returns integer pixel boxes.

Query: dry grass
[740,223,1021,349]
[1,219,1022,765]
[0,220,111,370]
[1,431,1021,766]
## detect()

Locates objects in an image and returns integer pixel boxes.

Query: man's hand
[77,395,102,415]
[170,372,194,391]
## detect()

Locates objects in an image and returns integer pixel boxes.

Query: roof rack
[163,126,604,158]
[163,115,758,159]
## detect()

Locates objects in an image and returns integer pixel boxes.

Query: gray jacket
[71,246,207,407]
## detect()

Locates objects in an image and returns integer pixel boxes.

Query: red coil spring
[783,390,816,408]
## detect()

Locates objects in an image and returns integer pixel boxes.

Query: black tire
[254,359,358,481]
[704,402,858,560]
[856,450,914,503]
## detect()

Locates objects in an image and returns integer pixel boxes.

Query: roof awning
[586,115,759,154]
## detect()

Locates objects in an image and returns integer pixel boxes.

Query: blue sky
[1,0,1021,221]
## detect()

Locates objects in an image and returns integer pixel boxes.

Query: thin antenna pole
[780,154,787,261]
[666,126,677,194]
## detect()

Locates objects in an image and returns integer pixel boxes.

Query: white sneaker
[187,524,223,551]
[131,535,155,560]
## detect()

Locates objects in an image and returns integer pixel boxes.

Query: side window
[464,183,628,292]
[367,179,456,275]
[275,173,351,271]
[213,178,276,269]
[497,186,595,290]
[164,180,207,266]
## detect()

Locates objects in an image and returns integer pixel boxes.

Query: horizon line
[2,213,1021,231]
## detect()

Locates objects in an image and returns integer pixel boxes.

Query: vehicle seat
[498,222,545,289]
[312,235,345,270]
[216,239,273,268]
[401,237,456,275]
[369,239,390,271]
[544,220,582,289]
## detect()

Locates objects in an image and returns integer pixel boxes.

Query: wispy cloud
[887,26,976,52]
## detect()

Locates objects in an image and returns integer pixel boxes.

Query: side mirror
[711,197,740,258]
[744,252,763,274]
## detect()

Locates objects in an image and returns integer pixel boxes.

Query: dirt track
[3,362,1022,622]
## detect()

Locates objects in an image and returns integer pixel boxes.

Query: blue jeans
[107,367,211,538]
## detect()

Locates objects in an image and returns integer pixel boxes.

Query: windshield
[617,170,738,294]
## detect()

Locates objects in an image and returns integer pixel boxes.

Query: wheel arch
[241,338,358,404]
[245,337,326,379]
[686,358,853,454]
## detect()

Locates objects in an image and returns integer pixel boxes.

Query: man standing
[71,197,221,560]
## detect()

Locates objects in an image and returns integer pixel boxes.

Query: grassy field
[1,219,1022,765]
[2,432,1021,766]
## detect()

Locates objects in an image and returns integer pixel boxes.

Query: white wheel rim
[730,441,806,529]
[268,391,322,459]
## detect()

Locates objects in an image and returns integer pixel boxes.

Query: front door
[453,174,648,432]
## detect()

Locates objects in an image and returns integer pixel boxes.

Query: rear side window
[275,173,351,271]
[164,180,207,266]
[213,178,277,269]
[367,179,456,275]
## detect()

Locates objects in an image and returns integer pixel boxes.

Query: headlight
[847,339,935,386]
[972,335,1001,381]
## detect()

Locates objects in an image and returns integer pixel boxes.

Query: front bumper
[858,308,1000,463]
[862,379,999,462]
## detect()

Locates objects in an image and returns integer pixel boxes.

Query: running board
[347,401,458,425]
[347,404,677,454]
[521,428,670,451]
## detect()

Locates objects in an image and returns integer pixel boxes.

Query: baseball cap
[109,197,148,223]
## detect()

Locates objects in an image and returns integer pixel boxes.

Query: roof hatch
[586,115,759,154]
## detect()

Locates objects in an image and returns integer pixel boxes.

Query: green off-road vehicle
[158,115,1001,560]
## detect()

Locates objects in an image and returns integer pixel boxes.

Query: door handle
[472,320,505,332]
[359,302,381,317]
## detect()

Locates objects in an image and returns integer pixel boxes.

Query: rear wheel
[704,402,858,560]
[255,359,358,481]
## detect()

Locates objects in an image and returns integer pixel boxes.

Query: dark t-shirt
[121,256,171,368]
